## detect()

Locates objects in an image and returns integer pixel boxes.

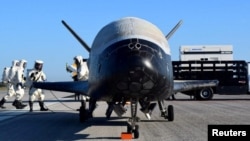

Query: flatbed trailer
[172,60,249,100]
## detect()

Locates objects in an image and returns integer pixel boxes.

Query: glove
[30,73,35,81]
[66,64,72,73]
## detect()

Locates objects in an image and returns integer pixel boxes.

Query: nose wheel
[127,124,139,139]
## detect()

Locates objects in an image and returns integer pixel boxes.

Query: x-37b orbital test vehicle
[33,17,218,139]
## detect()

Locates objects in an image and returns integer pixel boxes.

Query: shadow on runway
[0,111,130,140]
[169,98,250,101]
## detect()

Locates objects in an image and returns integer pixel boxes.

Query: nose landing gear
[125,98,140,139]
[122,99,174,139]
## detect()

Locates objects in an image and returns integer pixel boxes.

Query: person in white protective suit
[66,56,89,105]
[0,60,21,109]
[11,59,28,109]
[28,60,48,112]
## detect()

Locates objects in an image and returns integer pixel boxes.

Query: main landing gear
[158,100,174,121]
[125,99,174,139]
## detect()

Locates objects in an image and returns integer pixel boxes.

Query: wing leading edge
[173,80,219,93]
[33,81,89,96]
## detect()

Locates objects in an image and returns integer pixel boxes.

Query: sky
[1,1,250,81]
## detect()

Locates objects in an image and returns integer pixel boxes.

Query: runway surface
[0,90,250,141]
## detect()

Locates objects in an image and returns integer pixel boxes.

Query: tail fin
[61,20,91,52]
[165,20,183,40]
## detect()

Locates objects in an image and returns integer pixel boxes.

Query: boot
[20,101,27,107]
[39,101,48,111]
[12,100,18,107]
[14,100,27,109]
[29,101,33,112]
[0,98,6,109]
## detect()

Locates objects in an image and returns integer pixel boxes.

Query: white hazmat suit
[28,60,48,112]
[66,56,89,101]
[0,60,21,109]
[13,60,27,101]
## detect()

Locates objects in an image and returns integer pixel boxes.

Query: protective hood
[74,56,83,65]
[19,59,27,69]
[12,60,19,67]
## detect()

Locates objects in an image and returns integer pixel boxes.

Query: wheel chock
[121,132,132,140]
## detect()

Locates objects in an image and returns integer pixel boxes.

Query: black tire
[168,105,174,121]
[134,125,139,139]
[198,88,213,100]
[127,124,132,133]
[79,106,88,122]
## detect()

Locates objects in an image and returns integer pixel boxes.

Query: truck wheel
[198,88,213,100]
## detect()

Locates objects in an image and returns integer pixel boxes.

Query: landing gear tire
[127,124,132,133]
[79,106,89,122]
[127,124,139,139]
[134,125,139,139]
[167,105,174,121]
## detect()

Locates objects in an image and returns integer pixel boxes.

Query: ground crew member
[66,55,89,101]
[66,60,79,100]
[74,56,89,103]
[28,60,48,112]
[12,59,28,109]
[0,60,22,109]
